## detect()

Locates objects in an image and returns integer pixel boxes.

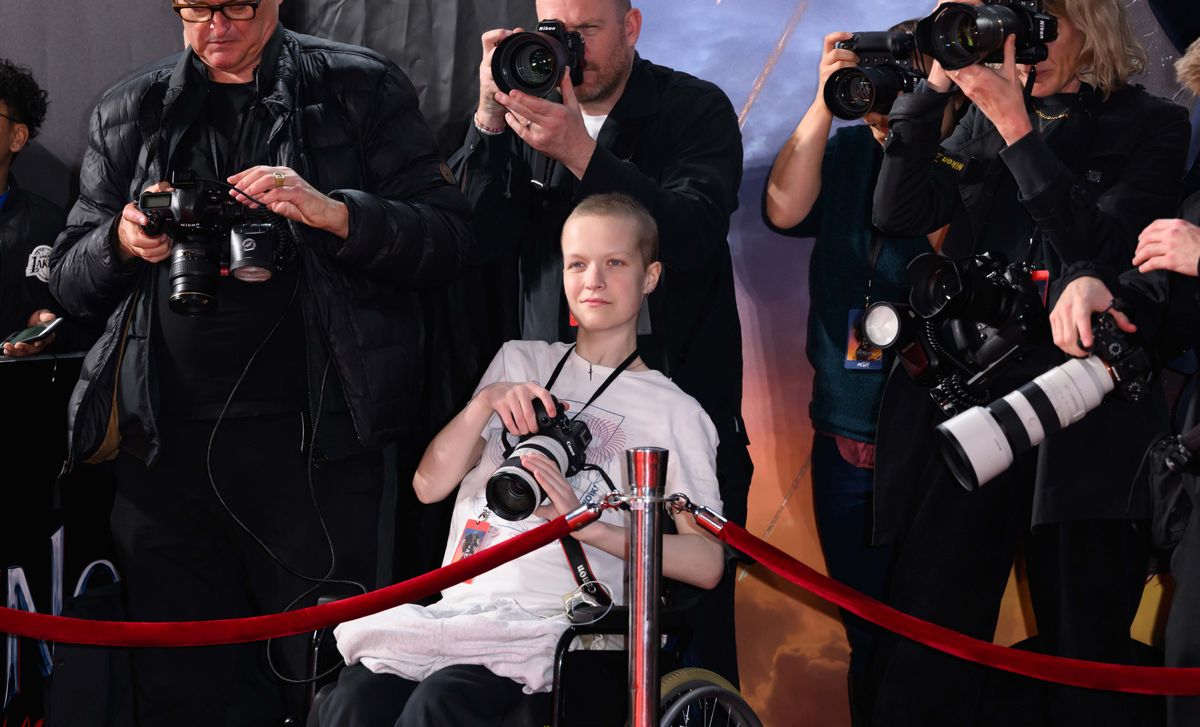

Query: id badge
[845,309,884,370]
[450,517,491,584]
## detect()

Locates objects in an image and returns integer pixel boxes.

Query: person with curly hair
[0,57,69,356]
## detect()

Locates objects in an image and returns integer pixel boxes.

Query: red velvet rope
[4,508,1199,695]
[720,520,1200,696]
[0,514,574,647]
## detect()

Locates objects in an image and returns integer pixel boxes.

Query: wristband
[474,114,505,136]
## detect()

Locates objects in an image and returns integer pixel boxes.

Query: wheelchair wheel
[659,668,762,726]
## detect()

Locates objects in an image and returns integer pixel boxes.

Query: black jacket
[1,175,64,335]
[50,27,474,469]
[871,84,1191,537]
[452,55,747,437]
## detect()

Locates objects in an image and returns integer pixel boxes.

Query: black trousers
[1166,478,1200,727]
[313,663,525,727]
[110,414,383,727]
[870,456,1152,727]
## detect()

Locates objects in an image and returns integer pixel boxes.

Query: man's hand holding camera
[496,73,597,180]
[477,27,524,131]
[117,181,174,264]
[1050,276,1137,357]
[228,165,350,239]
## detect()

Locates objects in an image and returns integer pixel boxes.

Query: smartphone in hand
[2,317,63,349]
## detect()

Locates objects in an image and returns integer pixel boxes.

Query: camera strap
[545,344,640,422]
[545,344,638,607]
[863,231,884,310]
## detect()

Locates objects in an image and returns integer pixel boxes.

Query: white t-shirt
[438,340,722,616]
[582,112,608,140]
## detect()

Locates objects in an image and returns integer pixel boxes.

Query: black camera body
[916,0,1057,71]
[1089,311,1153,402]
[863,252,1047,415]
[486,395,593,521]
[138,172,291,315]
[824,31,920,120]
[491,19,585,98]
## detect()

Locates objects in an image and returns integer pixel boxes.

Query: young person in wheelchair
[312,193,726,727]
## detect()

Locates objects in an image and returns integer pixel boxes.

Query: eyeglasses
[172,1,260,22]
[0,111,22,126]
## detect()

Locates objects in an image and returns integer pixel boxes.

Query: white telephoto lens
[937,406,1014,490]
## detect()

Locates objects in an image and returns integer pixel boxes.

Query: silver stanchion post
[627,446,667,727]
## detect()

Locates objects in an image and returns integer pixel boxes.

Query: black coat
[452,55,747,437]
[49,26,474,469]
[0,175,64,335]
[871,84,1191,538]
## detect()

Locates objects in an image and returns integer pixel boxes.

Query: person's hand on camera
[474,381,569,436]
[814,31,858,112]
[1050,275,1136,357]
[496,73,597,179]
[524,450,585,525]
[477,27,525,131]
[946,34,1031,145]
[227,165,350,239]
[2,309,57,357]
[1132,218,1200,277]
[116,181,174,264]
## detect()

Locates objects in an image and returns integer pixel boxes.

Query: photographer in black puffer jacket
[48,2,473,724]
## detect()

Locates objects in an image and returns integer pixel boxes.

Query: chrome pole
[627,447,667,727]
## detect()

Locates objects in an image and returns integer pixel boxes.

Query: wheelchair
[305,601,761,726]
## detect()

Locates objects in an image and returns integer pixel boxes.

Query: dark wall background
[0,0,535,207]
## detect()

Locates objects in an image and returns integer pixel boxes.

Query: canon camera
[486,395,592,521]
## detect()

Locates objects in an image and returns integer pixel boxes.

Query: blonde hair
[566,193,659,267]
[1178,38,1200,96]
[1041,0,1146,98]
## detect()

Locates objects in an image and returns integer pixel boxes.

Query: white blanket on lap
[334,599,570,694]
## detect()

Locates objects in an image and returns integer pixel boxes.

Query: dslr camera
[862,252,1047,415]
[491,19,585,98]
[139,171,292,315]
[486,395,592,521]
[937,312,1153,489]
[915,0,1057,71]
[824,31,922,120]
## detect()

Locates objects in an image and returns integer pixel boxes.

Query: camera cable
[200,267,367,684]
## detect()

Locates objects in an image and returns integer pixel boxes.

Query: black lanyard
[863,231,884,310]
[545,344,639,422]
[544,344,638,609]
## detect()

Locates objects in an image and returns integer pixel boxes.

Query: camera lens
[486,468,544,521]
[907,253,964,319]
[492,30,572,97]
[486,435,570,521]
[917,2,1022,71]
[168,238,220,315]
[937,357,1116,489]
[516,45,556,87]
[825,66,908,120]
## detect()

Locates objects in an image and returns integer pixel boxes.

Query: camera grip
[142,210,166,237]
